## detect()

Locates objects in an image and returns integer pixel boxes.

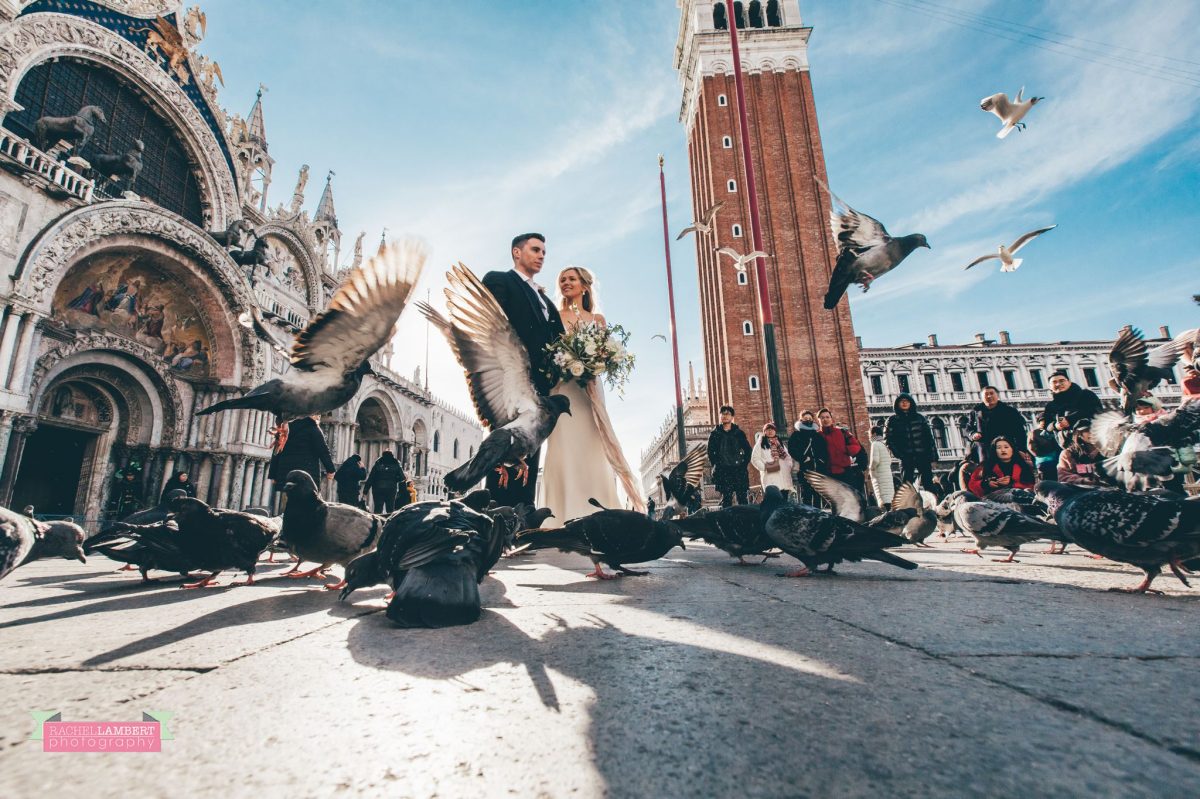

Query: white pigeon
[717,247,770,272]
[980,87,1044,139]
[964,225,1056,272]
[676,200,725,240]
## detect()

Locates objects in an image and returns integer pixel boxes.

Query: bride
[541,266,646,524]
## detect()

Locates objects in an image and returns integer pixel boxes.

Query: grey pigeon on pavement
[198,239,426,422]
[514,503,684,579]
[658,443,708,518]
[949,495,1062,562]
[980,87,1043,138]
[419,264,571,492]
[1107,327,1182,414]
[964,225,1056,272]
[759,486,916,577]
[1038,481,1200,594]
[673,504,777,564]
[870,483,938,546]
[341,499,506,627]
[805,470,870,522]
[1,507,86,581]
[823,190,929,309]
[279,470,383,590]
[163,496,280,588]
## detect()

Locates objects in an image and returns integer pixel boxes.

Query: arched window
[732,223,743,237]
[727,179,737,192]
[748,375,760,391]
[742,320,753,336]
[452,439,459,459]
[734,1,747,29]
[7,58,205,223]
[722,135,733,148]
[717,94,728,107]
[432,430,441,453]
[736,271,749,285]
[931,417,948,450]
[713,2,728,29]
[749,0,765,27]
[767,0,783,26]
[469,446,474,458]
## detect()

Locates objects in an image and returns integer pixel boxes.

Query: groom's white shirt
[513,268,550,320]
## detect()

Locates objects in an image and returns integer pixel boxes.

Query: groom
[482,233,565,505]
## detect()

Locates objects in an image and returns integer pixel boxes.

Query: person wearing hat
[1133,394,1164,423]
[750,421,795,499]
[707,405,753,507]
[1057,422,1109,487]
[1042,369,1103,447]
[1027,413,1062,482]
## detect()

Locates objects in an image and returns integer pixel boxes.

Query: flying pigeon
[278,470,383,590]
[717,247,770,272]
[1107,327,1181,414]
[869,483,938,546]
[341,499,508,627]
[980,87,1044,138]
[676,200,725,240]
[514,503,684,579]
[198,239,427,421]
[1,507,86,581]
[1090,404,1200,492]
[673,504,777,565]
[658,443,708,518]
[1037,482,1200,594]
[964,225,1056,272]
[823,190,930,309]
[804,470,870,522]
[759,486,917,577]
[949,495,1062,562]
[418,264,571,491]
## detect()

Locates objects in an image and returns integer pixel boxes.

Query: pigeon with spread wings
[823,190,929,309]
[1107,327,1182,414]
[658,443,708,517]
[418,264,571,492]
[198,239,426,421]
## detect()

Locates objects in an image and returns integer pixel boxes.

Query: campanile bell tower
[675,0,868,434]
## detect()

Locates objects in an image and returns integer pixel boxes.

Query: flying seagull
[676,200,725,240]
[199,239,426,421]
[980,88,1044,139]
[418,264,571,491]
[964,225,1056,272]
[823,189,929,309]
[717,247,770,272]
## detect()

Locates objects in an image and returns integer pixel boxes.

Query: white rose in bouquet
[569,361,586,378]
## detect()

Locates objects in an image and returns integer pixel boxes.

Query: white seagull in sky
[980,87,1044,139]
[717,247,770,272]
[676,201,725,240]
[964,225,1057,272]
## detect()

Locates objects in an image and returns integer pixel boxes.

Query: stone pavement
[1,539,1198,798]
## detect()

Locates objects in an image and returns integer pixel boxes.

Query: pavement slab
[2,540,1198,798]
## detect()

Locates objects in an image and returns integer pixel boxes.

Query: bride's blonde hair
[556,266,597,313]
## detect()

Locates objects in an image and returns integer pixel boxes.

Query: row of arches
[713,0,784,31]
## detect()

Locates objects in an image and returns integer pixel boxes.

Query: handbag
[764,459,781,473]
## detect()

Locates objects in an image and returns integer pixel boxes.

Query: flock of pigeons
[675,85,1055,310]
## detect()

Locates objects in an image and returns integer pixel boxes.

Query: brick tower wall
[686,66,869,439]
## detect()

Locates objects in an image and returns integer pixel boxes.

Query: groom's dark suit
[481,268,565,505]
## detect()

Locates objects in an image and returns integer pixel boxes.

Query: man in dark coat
[787,409,829,506]
[1043,370,1104,446]
[159,470,197,505]
[481,233,565,506]
[268,415,335,489]
[707,404,752,507]
[333,454,367,507]
[963,386,1028,461]
[363,450,406,515]
[884,393,936,487]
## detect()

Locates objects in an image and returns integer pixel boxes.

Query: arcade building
[0,0,480,523]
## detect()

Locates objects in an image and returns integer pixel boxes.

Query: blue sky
[198,0,1199,460]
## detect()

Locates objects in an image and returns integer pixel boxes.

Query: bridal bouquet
[544,322,635,393]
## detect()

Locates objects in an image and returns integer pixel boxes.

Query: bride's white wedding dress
[541,373,646,526]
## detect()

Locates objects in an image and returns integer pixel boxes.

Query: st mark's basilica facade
[0,0,481,522]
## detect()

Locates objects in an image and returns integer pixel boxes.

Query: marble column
[0,309,22,385]
[0,415,37,505]
[214,454,234,507]
[206,455,227,505]
[229,455,247,509]
[7,312,38,392]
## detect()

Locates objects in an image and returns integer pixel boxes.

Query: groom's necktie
[523,276,550,321]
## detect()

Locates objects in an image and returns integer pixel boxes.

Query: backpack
[843,429,868,470]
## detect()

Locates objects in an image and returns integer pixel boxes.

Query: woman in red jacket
[967,436,1037,497]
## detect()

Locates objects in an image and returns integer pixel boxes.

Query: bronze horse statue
[209,218,255,249]
[92,139,144,188]
[33,105,106,152]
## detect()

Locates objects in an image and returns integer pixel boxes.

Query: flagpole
[658,155,687,461]
[725,0,787,431]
